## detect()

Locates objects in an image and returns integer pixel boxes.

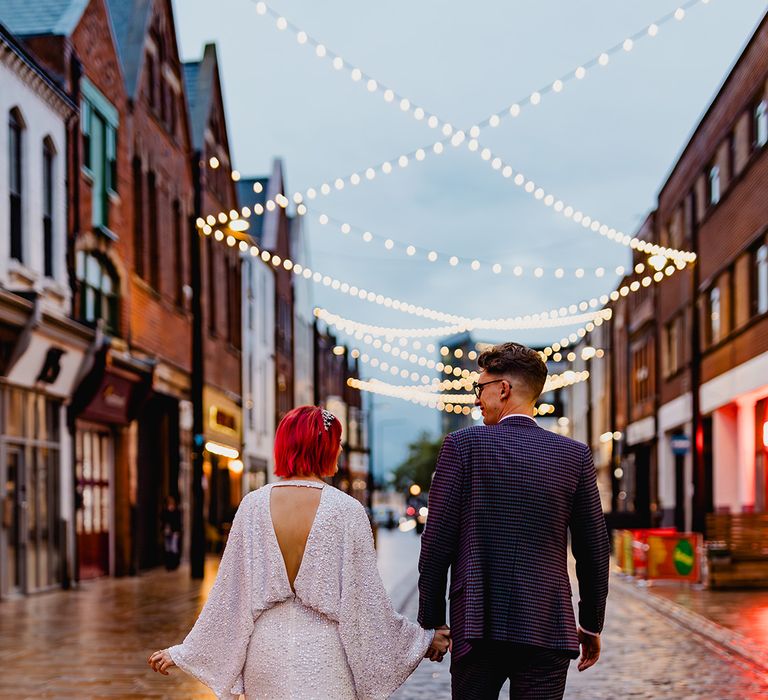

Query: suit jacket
[417,416,610,661]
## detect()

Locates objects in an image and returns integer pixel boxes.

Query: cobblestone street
[1,528,767,698]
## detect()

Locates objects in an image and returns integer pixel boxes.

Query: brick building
[0,0,203,579]
[654,12,768,531]
[183,43,243,542]
[566,11,768,533]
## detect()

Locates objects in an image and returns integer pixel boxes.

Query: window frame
[708,163,721,206]
[42,139,55,277]
[754,99,767,150]
[9,109,24,262]
[754,240,768,317]
[76,250,119,335]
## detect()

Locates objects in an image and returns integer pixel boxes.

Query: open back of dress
[269,482,323,592]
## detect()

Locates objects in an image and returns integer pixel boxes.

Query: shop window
[42,138,55,277]
[708,164,720,206]
[755,100,768,149]
[9,108,24,262]
[755,242,768,316]
[76,251,119,335]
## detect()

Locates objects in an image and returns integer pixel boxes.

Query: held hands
[425,625,451,663]
[148,649,176,676]
[577,628,601,672]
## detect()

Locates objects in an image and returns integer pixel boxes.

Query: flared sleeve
[168,494,256,699]
[338,503,435,699]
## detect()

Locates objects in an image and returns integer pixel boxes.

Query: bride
[149,405,450,699]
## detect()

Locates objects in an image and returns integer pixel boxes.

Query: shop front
[202,387,242,548]
[71,343,152,579]
[0,292,92,597]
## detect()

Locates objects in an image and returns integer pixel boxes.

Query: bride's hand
[148,649,176,675]
[426,626,451,662]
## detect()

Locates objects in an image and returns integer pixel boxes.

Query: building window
[755,243,768,316]
[664,317,682,377]
[43,139,55,277]
[708,286,721,344]
[9,109,23,262]
[755,100,768,149]
[146,53,156,110]
[82,102,117,228]
[173,199,184,305]
[147,170,159,288]
[727,132,737,182]
[76,251,119,334]
[708,164,720,206]
[133,157,144,277]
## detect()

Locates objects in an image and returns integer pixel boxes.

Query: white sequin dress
[168,482,434,699]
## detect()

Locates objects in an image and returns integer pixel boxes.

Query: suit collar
[497,414,537,427]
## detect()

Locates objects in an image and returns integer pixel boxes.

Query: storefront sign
[646,533,702,582]
[6,331,87,398]
[80,372,136,424]
[203,387,242,448]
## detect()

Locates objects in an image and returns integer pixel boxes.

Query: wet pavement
[1,528,767,698]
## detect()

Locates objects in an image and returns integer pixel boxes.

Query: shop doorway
[75,429,111,579]
[2,446,23,596]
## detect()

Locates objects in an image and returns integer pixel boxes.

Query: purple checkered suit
[418,416,610,666]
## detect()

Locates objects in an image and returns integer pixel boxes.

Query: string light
[252,0,712,141]
[221,231,613,329]
[252,1,452,135]
[346,370,591,414]
[200,1,707,262]
[460,141,696,262]
[310,209,633,278]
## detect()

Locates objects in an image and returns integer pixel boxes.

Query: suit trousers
[450,641,572,700]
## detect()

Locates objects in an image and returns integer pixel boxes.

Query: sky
[173,0,768,478]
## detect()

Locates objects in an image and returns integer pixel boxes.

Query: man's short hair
[477,342,548,400]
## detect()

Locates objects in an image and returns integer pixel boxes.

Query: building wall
[127,1,194,374]
[0,43,70,306]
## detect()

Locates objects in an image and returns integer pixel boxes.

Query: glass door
[2,446,24,596]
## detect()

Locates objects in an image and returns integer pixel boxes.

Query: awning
[72,344,153,425]
[2,291,93,399]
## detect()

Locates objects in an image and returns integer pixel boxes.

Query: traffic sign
[670,433,691,456]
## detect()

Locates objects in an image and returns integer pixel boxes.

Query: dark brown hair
[477,342,548,400]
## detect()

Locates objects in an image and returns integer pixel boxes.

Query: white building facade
[0,26,92,598]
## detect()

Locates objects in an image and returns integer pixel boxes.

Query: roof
[237,178,270,244]
[104,0,152,97]
[182,43,218,152]
[0,22,76,109]
[0,0,90,36]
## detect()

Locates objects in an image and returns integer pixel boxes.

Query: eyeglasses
[472,379,505,398]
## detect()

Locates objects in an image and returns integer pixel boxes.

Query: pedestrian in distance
[149,405,450,699]
[161,495,182,571]
[418,342,610,700]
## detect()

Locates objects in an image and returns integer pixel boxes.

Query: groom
[418,342,610,699]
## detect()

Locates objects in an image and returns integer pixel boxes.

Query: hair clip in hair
[321,409,335,431]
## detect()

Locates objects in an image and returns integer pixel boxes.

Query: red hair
[274,406,342,478]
